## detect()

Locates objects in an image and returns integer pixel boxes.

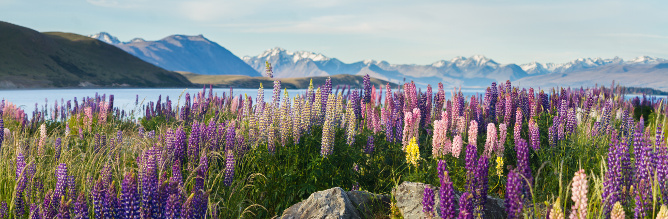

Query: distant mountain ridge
[85,32,668,91]
[0,22,191,88]
[88,32,261,77]
[243,47,668,90]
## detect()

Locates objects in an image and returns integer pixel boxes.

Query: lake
[1,88,660,119]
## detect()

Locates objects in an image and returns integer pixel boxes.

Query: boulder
[280,187,361,219]
[391,181,506,219]
[346,190,391,218]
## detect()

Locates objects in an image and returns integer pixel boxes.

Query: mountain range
[0,22,191,88]
[89,32,260,76]
[89,32,668,91]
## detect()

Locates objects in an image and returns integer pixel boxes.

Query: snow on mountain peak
[431,60,447,68]
[257,47,330,63]
[629,56,661,64]
[129,38,145,43]
[88,32,121,44]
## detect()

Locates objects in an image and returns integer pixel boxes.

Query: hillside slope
[0,21,192,88]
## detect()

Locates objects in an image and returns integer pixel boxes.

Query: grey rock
[280,187,361,219]
[391,181,506,219]
[346,191,391,218]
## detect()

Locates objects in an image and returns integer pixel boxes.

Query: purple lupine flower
[439,176,456,218]
[16,152,26,180]
[0,116,4,147]
[92,178,106,218]
[146,130,155,139]
[505,168,523,219]
[138,126,145,138]
[363,74,371,104]
[165,193,182,219]
[634,120,653,218]
[174,126,186,161]
[105,182,118,218]
[458,192,474,219]
[528,119,540,151]
[515,138,533,201]
[181,193,197,219]
[29,204,40,219]
[0,201,7,219]
[224,150,235,186]
[121,172,140,219]
[79,127,84,140]
[141,150,160,219]
[172,160,183,185]
[188,121,201,163]
[55,138,62,161]
[474,155,489,217]
[53,163,68,209]
[422,187,435,217]
[465,144,477,193]
[603,132,624,216]
[73,193,88,219]
[226,124,235,152]
[364,136,374,154]
[67,175,76,199]
[198,153,209,179]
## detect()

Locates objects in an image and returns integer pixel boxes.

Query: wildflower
[224,150,235,186]
[484,123,497,157]
[405,137,420,167]
[468,120,478,146]
[570,169,587,219]
[549,198,564,219]
[474,155,489,217]
[505,168,523,219]
[610,202,625,219]
[452,134,463,158]
[493,157,503,178]
[432,119,448,157]
[458,192,473,219]
[73,193,88,219]
[53,163,68,208]
[120,172,140,219]
[38,123,46,156]
[422,187,435,217]
[516,139,532,196]
[497,123,507,157]
[528,118,540,151]
[365,136,374,154]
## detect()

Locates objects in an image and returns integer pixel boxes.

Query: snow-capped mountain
[87,32,260,76]
[243,48,528,87]
[87,32,668,91]
[88,32,120,44]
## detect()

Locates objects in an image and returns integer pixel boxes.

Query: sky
[1,0,667,65]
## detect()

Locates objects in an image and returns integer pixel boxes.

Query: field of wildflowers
[0,65,667,218]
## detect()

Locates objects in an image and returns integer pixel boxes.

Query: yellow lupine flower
[406,137,420,167]
[495,156,504,177]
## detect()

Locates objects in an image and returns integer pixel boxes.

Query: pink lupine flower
[456,116,466,136]
[84,107,93,132]
[468,120,478,147]
[432,119,448,157]
[497,123,507,157]
[452,134,463,158]
[38,124,46,156]
[570,169,588,219]
[484,123,497,157]
[98,101,108,125]
[514,107,523,144]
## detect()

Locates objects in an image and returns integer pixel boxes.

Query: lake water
[0,88,661,118]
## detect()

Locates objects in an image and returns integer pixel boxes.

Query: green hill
[0,21,192,88]
[178,71,399,89]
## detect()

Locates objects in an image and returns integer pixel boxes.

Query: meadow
[0,71,666,219]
